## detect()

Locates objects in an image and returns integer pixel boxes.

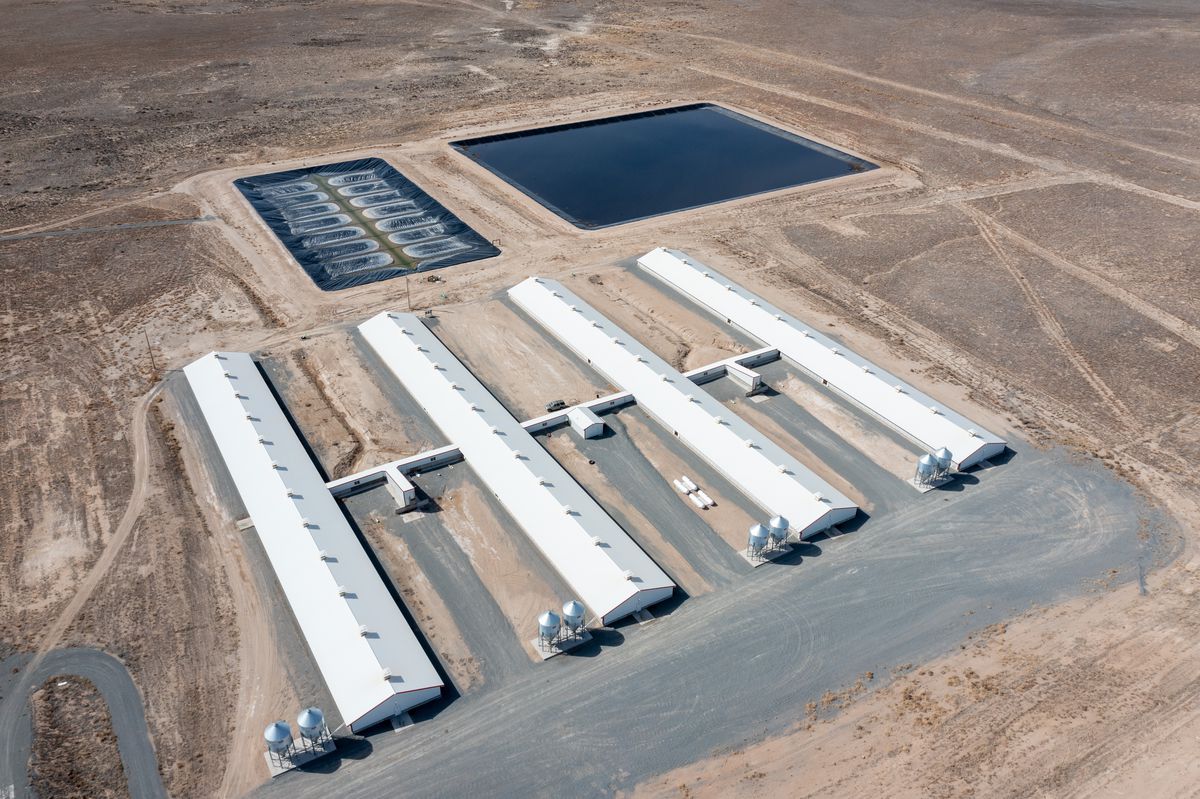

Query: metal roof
[358,313,675,624]
[183,352,443,731]
[637,247,1007,469]
[508,279,858,538]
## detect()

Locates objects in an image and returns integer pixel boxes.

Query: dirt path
[33,386,160,660]
[959,203,1135,426]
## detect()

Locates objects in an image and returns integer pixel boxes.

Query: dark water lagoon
[451,103,876,229]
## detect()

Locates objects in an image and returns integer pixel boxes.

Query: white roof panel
[358,313,675,624]
[183,352,442,730]
[508,278,858,538]
[637,247,1007,469]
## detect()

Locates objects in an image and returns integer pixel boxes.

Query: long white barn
[359,312,675,624]
[184,352,443,733]
[508,278,858,539]
[637,247,1007,469]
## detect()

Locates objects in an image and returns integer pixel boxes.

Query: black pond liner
[450,103,877,230]
[234,157,500,291]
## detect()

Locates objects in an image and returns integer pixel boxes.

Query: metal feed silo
[915,453,937,485]
[296,707,325,741]
[767,515,789,545]
[934,447,953,475]
[538,610,561,648]
[748,523,770,556]
[561,600,585,635]
[264,721,293,754]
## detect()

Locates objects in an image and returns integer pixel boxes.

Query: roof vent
[569,304,578,311]
[536,476,548,485]
[337,585,349,597]
[381,667,392,680]
[801,330,810,337]
[258,436,267,444]
[725,284,734,291]
[861,365,871,373]
[968,428,978,438]
[831,347,840,355]
[431,362,441,370]
[591,536,603,546]
[612,337,623,345]
[777,464,789,474]
[591,321,602,328]
[713,416,723,425]
[318,550,330,561]
[512,450,523,459]
[358,624,369,637]
[300,518,312,528]
[744,439,755,448]
[775,314,784,321]
[813,491,824,502]
[491,426,501,435]
[623,570,635,581]
[285,488,298,498]
[894,384,904,393]
[702,271,710,277]
[270,461,281,470]
[929,405,939,414]
[562,505,573,515]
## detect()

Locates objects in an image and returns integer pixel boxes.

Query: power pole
[144,329,158,375]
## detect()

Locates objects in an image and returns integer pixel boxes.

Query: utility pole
[143,329,158,375]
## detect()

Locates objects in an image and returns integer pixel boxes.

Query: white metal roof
[637,247,1007,469]
[183,352,443,730]
[508,279,858,538]
[358,313,675,624]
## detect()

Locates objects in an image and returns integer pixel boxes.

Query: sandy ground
[4,0,1199,796]
[772,373,921,483]
[634,554,1200,799]
[429,298,613,419]
[719,393,870,511]
[540,429,712,598]
[29,676,130,799]
[357,512,482,692]
[616,414,761,555]
[564,268,750,371]
[430,477,562,662]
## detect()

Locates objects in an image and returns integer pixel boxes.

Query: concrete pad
[740,543,793,567]
[263,737,336,778]
[529,629,594,661]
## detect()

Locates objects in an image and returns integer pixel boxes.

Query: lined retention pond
[451,103,876,229]
[234,158,499,291]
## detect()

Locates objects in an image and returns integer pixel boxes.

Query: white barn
[359,312,675,624]
[184,352,443,732]
[508,278,858,539]
[637,247,1007,469]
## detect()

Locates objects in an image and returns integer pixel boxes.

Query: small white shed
[567,406,605,439]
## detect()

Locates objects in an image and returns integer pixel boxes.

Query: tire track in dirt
[958,203,1136,427]
[605,24,1200,169]
[33,385,162,660]
[977,211,1200,352]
